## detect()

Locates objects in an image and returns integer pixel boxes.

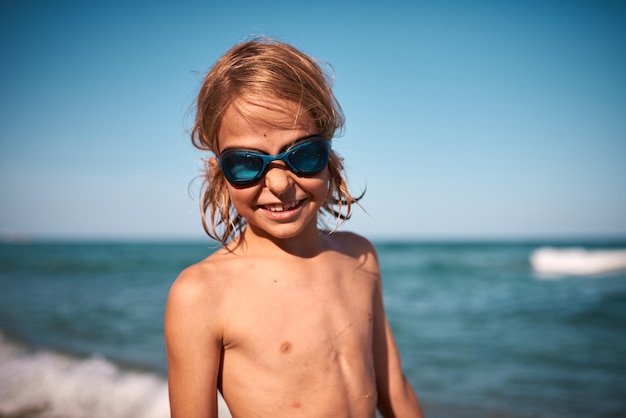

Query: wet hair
[191,37,360,245]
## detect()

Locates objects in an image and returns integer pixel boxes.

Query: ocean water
[1,240,625,417]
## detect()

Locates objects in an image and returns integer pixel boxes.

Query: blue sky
[1,0,625,241]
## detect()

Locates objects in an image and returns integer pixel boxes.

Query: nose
[264,163,294,197]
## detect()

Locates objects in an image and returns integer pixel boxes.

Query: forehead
[217,97,316,151]
[224,97,314,130]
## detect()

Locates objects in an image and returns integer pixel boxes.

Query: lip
[258,199,307,220]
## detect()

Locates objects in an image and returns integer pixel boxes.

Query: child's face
[215,98,330,241]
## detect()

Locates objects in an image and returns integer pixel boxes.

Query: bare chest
[218,262,378,369]
[211,251,381,416]
[229,273,373,347]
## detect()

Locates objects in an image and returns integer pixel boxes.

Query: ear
[208,157,219,170]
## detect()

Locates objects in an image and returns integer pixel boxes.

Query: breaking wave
[530,247,626,277]
[0,333,231,418]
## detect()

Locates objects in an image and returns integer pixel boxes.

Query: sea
[1,239,625,418]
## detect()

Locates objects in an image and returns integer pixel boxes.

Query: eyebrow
[220,134,322,155]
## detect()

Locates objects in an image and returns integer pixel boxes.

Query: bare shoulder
[326,231,380,270]
[170,251,224,298]
[166,248,235,328]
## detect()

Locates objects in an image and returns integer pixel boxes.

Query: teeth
[266,201,300,212]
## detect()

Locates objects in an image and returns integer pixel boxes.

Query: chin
[250,215,321,241]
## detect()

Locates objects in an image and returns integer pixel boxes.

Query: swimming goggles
[218,135,331,186]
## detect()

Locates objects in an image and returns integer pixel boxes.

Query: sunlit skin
[214,99,330,253]
[165,98,424,418]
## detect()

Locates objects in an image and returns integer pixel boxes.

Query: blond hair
[191,38,359,245]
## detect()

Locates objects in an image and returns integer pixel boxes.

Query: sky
[1,0,625,241]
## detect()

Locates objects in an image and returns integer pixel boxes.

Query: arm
[165,266,223,418]
[373,277,424,418]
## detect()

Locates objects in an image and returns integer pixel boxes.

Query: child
[165,38,424,418]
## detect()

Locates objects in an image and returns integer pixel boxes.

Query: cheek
[226,184,260,208]
[225,169,330,208]
[310,169,331,200]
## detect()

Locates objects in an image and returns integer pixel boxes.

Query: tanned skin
[165,99,424,418]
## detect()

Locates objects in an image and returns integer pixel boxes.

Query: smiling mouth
[261,199,305,212]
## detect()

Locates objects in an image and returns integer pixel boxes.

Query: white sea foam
[0,333,231,418]
[530,247,626,277]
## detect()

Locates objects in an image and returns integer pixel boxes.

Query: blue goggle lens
[218,136,331,186]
